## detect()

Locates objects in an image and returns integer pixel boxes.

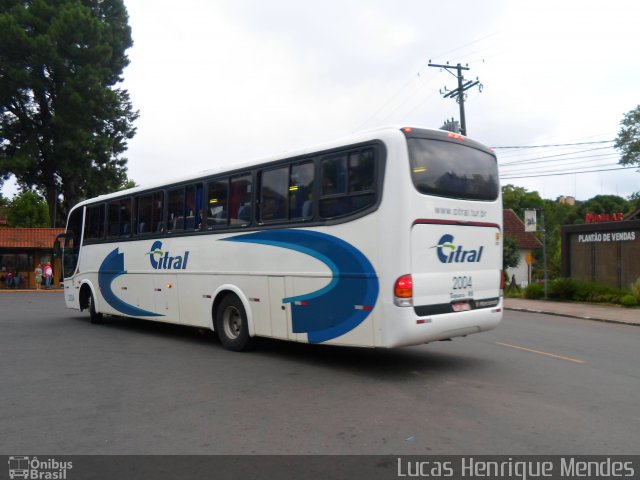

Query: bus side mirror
[53,232,71,258]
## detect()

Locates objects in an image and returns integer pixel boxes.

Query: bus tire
[216,294,252,352]
[88,291,103,324]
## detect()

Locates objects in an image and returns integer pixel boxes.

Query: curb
[505,306,640,327]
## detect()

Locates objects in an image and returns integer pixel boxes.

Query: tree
[503,236,520,270]
[501,184,544,218]
[7,190,49,227]
[0,0,138,227]
[577,195,631,218]
[118,177,137,191]
[615,104,640,168]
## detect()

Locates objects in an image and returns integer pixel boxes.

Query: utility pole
[526,208,549,299]
[428,61,482,136]
[540,208,548,300]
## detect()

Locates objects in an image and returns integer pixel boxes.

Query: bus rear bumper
[383,298,503,348]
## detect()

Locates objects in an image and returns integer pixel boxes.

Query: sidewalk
[0,287,63,293]
[504,298,640,326]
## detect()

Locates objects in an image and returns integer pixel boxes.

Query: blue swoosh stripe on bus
[224,230,378,343]
[98,248,164,317]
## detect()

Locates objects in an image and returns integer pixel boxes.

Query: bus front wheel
[88,291,103,324]
[216,294,252,352]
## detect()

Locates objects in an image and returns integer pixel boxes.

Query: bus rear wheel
[88,291,103,324]
[216,294,252,352]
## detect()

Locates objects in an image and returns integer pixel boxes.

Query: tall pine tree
[0,0,138,226]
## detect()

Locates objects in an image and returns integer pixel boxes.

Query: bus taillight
[500,270,505,296]
[394,274,413,307]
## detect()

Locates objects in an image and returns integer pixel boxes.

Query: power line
[375,76,439,125]
[493,140,614,149]
[501,161,622,176]
[352,75,420,132]
[500,157,621,174]
[501,166,636,180]
[429,29,506,62]
[500,152,619,167]
[498,146,615,165]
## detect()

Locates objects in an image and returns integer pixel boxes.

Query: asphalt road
[1,292,638,455]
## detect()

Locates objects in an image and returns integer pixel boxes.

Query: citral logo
[432,234,484,263]
[147,241,190,270]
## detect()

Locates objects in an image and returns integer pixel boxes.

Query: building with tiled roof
[503,209,542,286]
[0,228,64,289]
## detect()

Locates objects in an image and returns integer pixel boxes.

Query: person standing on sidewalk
[4,270,13,289]
[35,264,43,291]
[12,269,21,288]
[43,262,53,289]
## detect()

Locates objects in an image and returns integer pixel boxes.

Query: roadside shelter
[0,228,65,289]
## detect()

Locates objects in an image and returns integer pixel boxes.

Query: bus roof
[69,125,490,211]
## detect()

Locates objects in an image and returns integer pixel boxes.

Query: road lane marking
[495,341,585,364]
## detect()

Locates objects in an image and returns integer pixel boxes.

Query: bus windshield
[407,138,499,201]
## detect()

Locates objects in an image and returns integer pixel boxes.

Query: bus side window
[152,191,164,233]
[120,198,132,236]
[347,149,376,211]
[319,148,376,219]
[207,179,228,229]
[107,198,132,237]
[195,183,204,230]
[136,195,152,234]
[184,184,198,230]
[229,174,252,226]
[320,155,348,218]
[107,201,120,237]
[260,166,288,223]
[84,204,105,241]
[349,149,375,193]
[290,161,314,219]
[321,155,347,196]
[168,187,185,233]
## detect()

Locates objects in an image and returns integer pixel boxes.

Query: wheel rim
[222,305,242,340]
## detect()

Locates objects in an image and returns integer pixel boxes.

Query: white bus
[57,126,503,351]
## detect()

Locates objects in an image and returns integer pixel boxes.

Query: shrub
[574,282,596,302]
[574,282,625,304]
[620,295,638,308]
[630,278,640,301]
[524,283,545,299]
[504,289,523,299]
[548,278,577,300]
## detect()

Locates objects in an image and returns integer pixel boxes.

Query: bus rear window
[407,138,499,200]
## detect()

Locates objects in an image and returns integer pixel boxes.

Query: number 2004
[453,276,472,289]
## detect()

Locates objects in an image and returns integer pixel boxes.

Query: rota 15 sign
[585,212,624,223]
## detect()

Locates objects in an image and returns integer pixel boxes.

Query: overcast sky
[4,0,640,202]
